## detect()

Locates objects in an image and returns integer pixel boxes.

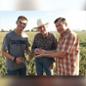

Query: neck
[15,28,22,36]
[61,27,68,34]
[42,31,48,37]
[60,28,68,36]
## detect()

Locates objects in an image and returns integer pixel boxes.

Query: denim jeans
[35,57,54,76]
[7,67,26,77]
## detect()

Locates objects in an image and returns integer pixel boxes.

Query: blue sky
[0,11,86,31]
[0,11,56,31]
[0,0,86,31]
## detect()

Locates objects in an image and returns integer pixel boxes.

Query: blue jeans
[7,67,26,77]
[35,57,54,76]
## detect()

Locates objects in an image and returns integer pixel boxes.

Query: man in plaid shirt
[35,17,80,76]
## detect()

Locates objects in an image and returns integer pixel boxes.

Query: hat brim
[36,22,48,29]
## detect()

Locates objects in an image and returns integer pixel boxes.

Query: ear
[64,22,67,26]
[65,23,67,26]
[16,20,18,24]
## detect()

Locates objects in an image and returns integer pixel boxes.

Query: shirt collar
[60,28,70,37]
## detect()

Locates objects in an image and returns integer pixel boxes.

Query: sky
[0,11,86,31]
[0,0,86,31]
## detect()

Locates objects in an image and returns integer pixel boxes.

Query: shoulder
[48,32,55,38]
[70,30,77,37]
[5,31,14,39]
[48,32,53,35]
[34,33,42,37]
[21,32,28,38]
[68,29,78,40]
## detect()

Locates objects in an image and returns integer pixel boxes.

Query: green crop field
[0,31,86,77]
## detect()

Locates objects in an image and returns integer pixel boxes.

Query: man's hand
[34,49,47,58]
[34,48,40,55]
[34,48,46,55]
[15,57,24,64]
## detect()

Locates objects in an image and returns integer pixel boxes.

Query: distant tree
[9,29,12,32]
[82,30,86,32]
[31,27,37,32]
[1,29,5,32]
[25,30,30,32]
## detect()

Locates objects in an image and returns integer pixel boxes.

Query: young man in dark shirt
[2,16,30,77]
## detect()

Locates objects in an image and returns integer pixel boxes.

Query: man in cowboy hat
[31,19,57,76]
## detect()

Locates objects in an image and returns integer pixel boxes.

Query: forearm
[45,50,67,58]
[2,51,15,61]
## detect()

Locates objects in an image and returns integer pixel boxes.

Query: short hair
[17,16,28,21]
[54,17,66,24]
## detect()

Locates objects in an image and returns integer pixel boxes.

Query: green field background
[0,31,86,77]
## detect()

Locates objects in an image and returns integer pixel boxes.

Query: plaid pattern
[56,29,80,76]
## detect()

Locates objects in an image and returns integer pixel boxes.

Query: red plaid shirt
[56,29,80,76]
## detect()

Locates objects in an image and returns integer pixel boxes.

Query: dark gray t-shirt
[2,31,30,70]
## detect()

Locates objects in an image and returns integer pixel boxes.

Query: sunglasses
[18,21,27,25]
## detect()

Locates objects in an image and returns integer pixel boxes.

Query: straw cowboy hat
[36,19,48,28]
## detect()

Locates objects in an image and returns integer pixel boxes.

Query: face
[17,19,28,31]
[55,21,66,34]
[37,25,46,33]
